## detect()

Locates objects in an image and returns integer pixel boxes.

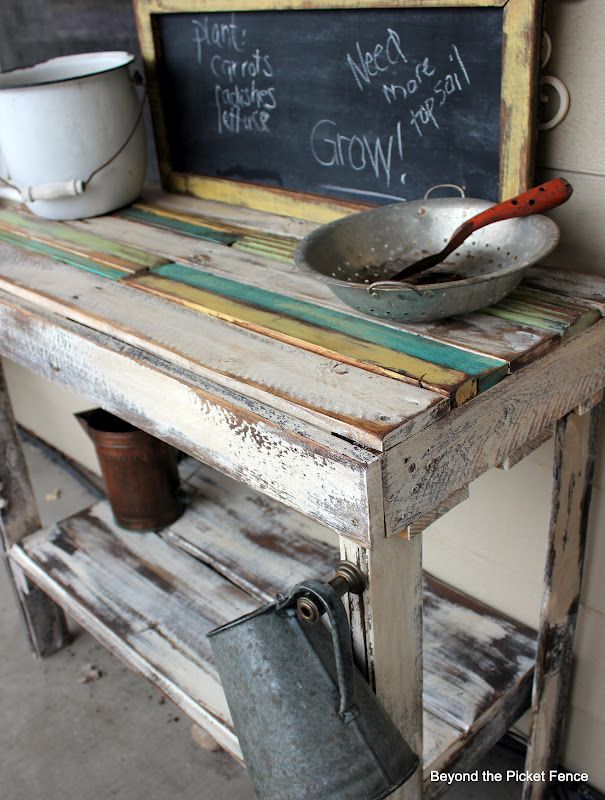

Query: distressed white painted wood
[406,313,558,370]
[575,389,603,416]
[525,265,605,315]
[8,482,538,790]
[0,291,382,543]
[1,190,603,797]
[0,242,448,452]
[383,321,605,534]
[73,210,576,375]
[497,425,554,471]
[0,360,68,656]
[141,186,318,240]
[523,407,600,800]
[402,486,469,540]
[340,531,424,800]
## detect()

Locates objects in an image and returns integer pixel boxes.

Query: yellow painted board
[127,272,477,402]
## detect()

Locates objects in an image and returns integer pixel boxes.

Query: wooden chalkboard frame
[134,0,544,223]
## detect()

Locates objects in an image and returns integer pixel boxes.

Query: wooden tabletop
[1,189,604,544]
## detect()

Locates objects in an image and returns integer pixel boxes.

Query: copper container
[75,409,183,531]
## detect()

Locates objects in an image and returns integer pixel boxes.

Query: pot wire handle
[287,578,358,721]
[424,183,466,199]
[83,71,147,187]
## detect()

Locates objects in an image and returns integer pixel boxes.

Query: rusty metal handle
[453,177,572,237]
[387,177,572,283]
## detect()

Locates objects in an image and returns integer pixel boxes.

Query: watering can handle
[285,579,357,721]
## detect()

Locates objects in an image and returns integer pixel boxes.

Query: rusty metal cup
[75,408,183,531]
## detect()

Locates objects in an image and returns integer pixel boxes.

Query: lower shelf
[9,461,537,798]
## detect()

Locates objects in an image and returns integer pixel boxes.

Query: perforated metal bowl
[295,198,560,322]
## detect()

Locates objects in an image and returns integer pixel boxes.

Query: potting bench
[0,190,603,800]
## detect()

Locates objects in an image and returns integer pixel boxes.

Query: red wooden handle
[463,177,573,236]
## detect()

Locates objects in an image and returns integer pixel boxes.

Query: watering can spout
[209,562,419,800]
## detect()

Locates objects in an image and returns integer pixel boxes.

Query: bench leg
[522,405,600,799]
[0,361,69,657]
[341,533,423,800]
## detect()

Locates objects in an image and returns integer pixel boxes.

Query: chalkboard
[153,7,504,206]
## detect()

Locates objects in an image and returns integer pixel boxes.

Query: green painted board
[150,262,507,391]
[0,229,125,280]
[118,207,239,245]
[0,208,164,269]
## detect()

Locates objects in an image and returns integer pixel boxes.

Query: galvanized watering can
[208,562,419,800]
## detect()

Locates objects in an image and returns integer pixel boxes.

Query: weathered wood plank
[497,425,554,471]
[524,266,605,315]
[118,206,240,245]
[68,203,596,372]
[0,242,448,452]
[129,270,488,403]
[0,291,381,542]
[9,525,243,759]
[383,321,605,534]
[423,574,536,732]
[522,406,601,800]
[143,262,508,396]
[340,532,424,800]
[165,466,337,603]
[0,360,69,657]
[140,186,318,240]
[0,207,165,269]
[407,312,558,371]
[402,486,469,540]
[425,676,533,800]
[9,487,537,785]
[0,227,128,280]
[483,289,599,338]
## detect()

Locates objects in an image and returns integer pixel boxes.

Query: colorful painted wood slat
[113,199,598,351]
[126,265,507,403]
[507,287,601,338]
[120,202,299,262]
[0,228,126,281]
[232,237,296,263]
[406,312,559,372]
[0,208,164,271]
[523,267,605,315]
[150,262,506,390]
[483,288,599,337]
[118,206,240,245]
[129,200,301,244]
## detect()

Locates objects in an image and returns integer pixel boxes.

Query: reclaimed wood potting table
[0,190,604,800]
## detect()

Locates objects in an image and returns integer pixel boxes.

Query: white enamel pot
[0,52,146,220]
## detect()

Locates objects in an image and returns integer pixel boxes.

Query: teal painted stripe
[232,240,294,263]
[153,263,508,387]
[482,306,569,334]
[118,207,239,245]
[0,230,124,280]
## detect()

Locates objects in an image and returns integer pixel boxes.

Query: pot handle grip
[288,579,357,720]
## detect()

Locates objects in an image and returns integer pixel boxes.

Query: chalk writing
[311,119,404,187]
[192,17,276,136]
[346,29,408,91]
[310,34,474,192]
[158,7,502,205]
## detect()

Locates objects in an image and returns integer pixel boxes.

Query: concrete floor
[0,438,532,800]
